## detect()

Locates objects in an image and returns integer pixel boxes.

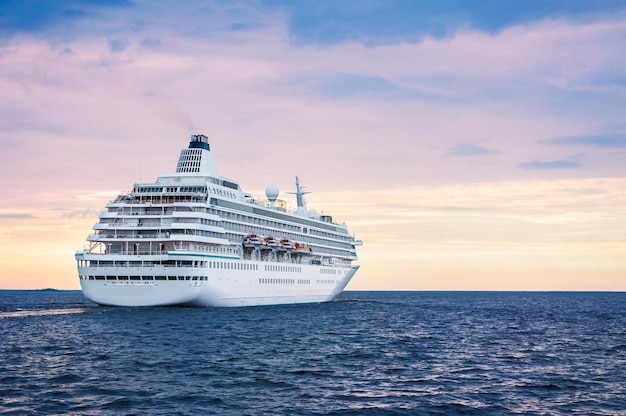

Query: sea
[1,291,624,416]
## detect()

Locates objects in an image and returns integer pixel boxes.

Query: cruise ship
[75,134,362,307]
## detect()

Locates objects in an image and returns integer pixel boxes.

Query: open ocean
[1,290,625,415]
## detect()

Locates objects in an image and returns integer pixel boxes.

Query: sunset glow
[1,1,625,290]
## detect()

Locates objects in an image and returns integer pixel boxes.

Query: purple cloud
[542,134,626,148]
[518,159,583,169]
[446,143,495,156]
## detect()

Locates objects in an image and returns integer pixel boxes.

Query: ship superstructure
[76,134,362,307]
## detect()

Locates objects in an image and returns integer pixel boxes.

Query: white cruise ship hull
[78,264,359,307]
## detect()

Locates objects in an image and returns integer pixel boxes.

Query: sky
[1,0,625,291]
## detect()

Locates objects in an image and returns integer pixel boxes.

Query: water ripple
[0,290,625,415]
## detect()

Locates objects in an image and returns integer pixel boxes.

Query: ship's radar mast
[289,176,310,215]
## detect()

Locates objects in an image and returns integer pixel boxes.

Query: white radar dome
[265,185,279,202]
[308,209,318,219]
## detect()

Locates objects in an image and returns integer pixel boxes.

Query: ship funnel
[188,134,210,151]
[175,134,218,175]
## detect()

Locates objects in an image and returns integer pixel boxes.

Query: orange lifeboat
[294,242,312,253]
[280,239,295,250]
[265,236,281,249]
[243,234,265,248]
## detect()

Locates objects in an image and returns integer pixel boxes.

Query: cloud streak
[543,134,626,148]
[519,159,583,169]
[446,143,496,156]
[0,213,36,219]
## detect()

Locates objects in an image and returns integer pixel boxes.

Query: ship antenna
[288,175,310,213]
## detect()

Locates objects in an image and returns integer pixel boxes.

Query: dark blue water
[1,291,625,415]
